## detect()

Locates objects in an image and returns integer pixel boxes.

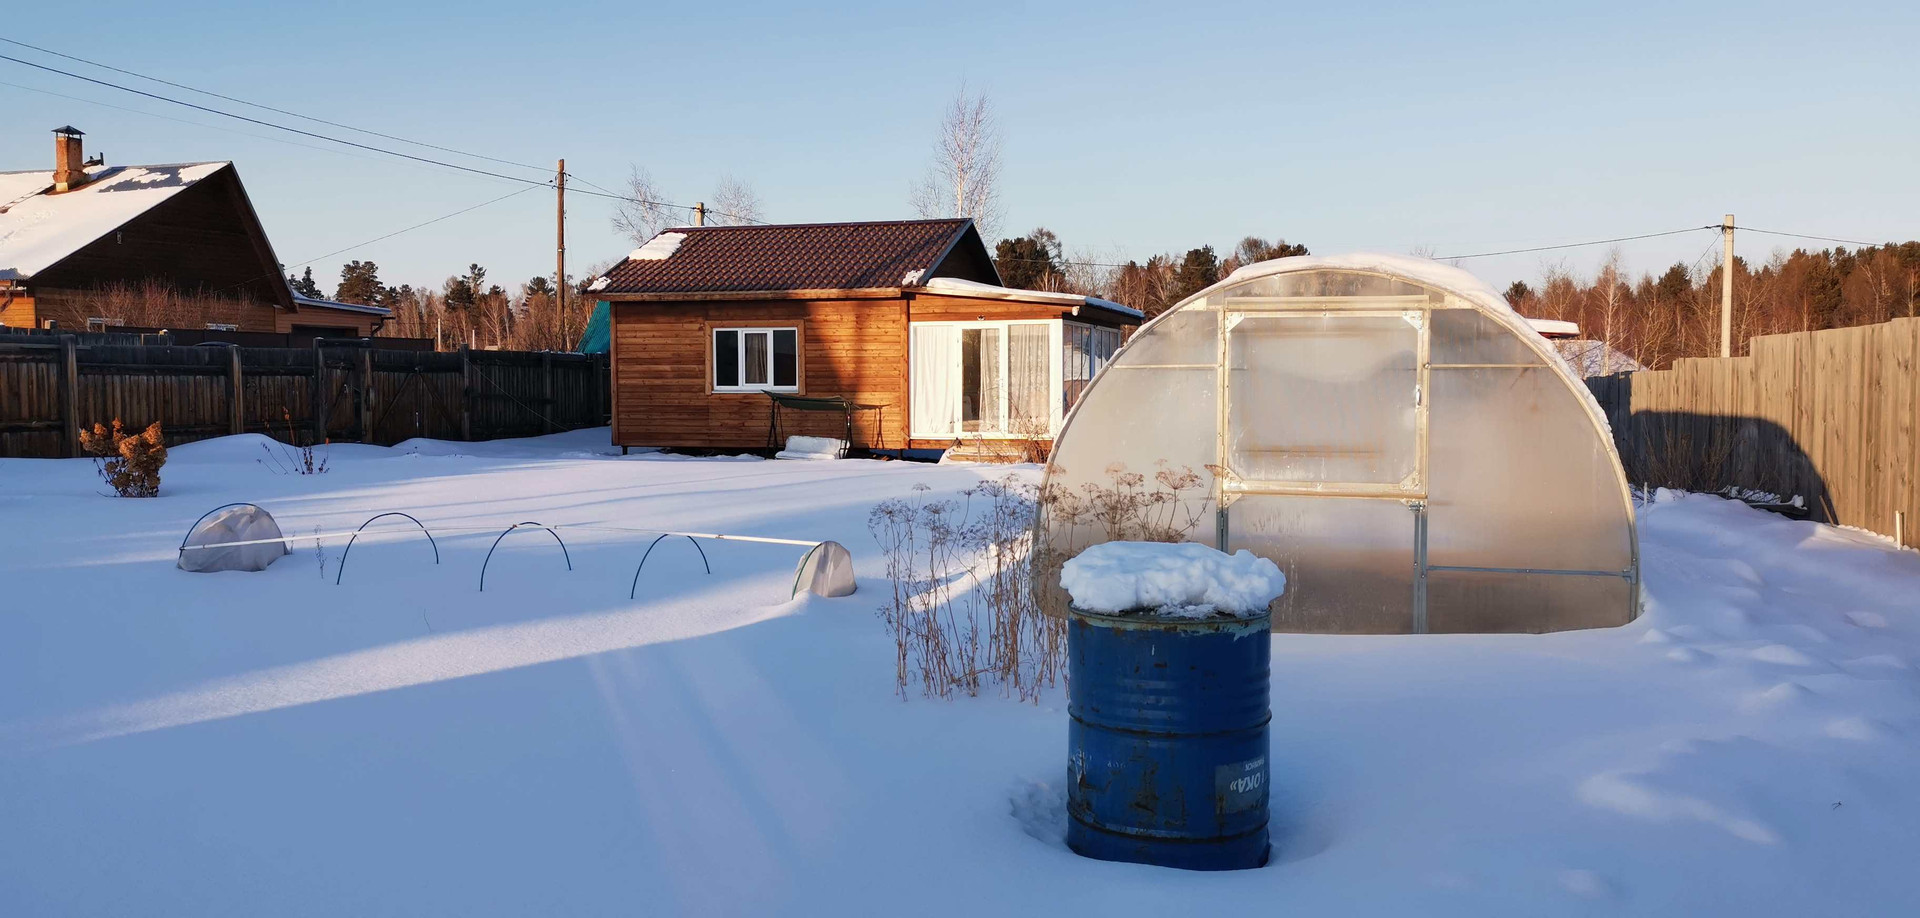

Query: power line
[1735,226,1887,249]
[0,36,551,174]
[213,185,542,297]
[285,186,542,271]
[0,77,398,165]
[0,52,549,187]
[1435,227,1712,260]
[564,173,768,225]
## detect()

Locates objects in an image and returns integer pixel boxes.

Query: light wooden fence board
[1590,318,1920,548]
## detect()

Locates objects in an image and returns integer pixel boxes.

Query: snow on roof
[292,294,392,317]
[1526,317,1581,338]
[629,231,687,261]
[0,162,227,281]
[917,275,1146,319]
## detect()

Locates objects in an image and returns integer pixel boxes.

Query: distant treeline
[989,227,1920,370]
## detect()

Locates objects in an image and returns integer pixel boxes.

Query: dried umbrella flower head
[78,419,167,497]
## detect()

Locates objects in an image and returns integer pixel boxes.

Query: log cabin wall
[0,293,34,328]
[611,296,909,449]
[31,286,283,332]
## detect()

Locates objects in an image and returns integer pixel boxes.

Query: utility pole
[1720,214,1735,358]
[693,201,706,227]
[556,159,567,349]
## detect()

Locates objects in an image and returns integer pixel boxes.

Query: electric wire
[0,36,552,174]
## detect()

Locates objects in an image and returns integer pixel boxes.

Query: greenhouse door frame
[1212,300,1437,630]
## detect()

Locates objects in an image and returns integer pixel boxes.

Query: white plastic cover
[794,541,856,598]
[177,504,290,573]
[1038,254,1638,634]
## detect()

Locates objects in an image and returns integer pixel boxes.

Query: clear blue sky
[3,0,1915,296]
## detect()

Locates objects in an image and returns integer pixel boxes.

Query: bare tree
[611,166,678,245]
[909,86,1003,238]
[709,175,763,226]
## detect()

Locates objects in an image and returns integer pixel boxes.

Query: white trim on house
[909,318,1062,439]
[712,325,800,393]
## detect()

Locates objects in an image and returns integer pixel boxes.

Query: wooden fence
[1588,316,1919,548]
[0,336,610,458]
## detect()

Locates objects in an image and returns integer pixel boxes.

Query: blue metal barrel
[1067,606,1271,871]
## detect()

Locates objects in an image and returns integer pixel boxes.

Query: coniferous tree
[1168,246,1220,303]
[994,228,1065,290]
[288,266,322,298]
[336,260,385,306]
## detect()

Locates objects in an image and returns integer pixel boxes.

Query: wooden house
[0,127,386,338]
[592,218,1139,455]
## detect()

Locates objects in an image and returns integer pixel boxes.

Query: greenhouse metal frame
[1040,254,1639,634]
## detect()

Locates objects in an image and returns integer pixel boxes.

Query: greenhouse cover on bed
[1037,254,1638,634]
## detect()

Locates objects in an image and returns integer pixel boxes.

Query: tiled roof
[593,218,983,295]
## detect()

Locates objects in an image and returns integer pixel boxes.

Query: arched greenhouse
[1038,254,1638,634]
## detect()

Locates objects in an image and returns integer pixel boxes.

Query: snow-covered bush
[77,419,167,498]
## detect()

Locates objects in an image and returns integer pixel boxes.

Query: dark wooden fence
[1588,316,1919,548]
[0,335,610,458]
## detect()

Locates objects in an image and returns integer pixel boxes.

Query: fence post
[228,344,244,436]
[596,354,608,427]
[543,351,556,434]
[359,346,375,444]
[310,338,325,446]
[60,334,78,458]
[459,346,473,442]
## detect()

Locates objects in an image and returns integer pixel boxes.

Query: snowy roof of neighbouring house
[915,275,1144,319]
[292,294,392,317]
[1554,339,1647,377]
[1526,317,1581,338]
[589,218,999,295]
[0,162,229,282]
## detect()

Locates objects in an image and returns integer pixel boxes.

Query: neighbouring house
[590,218,1140,455]
[1523,317,1646,376]
[0,126,386,338]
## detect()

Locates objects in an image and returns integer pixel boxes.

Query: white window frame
[909,319,1062,439]
[205,323,240,332]
[711,326,800,393]
[85,316,125,333]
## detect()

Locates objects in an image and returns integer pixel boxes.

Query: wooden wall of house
[30,286,284,332]
[611,297,908,449]
[30,167,288,318]
[0,293,35,328]
[274,309,381,338]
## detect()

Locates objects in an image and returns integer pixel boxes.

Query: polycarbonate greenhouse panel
[1424,568,1635,634]
[1227,314,1420,487]
[1226,494,1416,633]
[1038,254,1639,635]
[1425,365,1634,574]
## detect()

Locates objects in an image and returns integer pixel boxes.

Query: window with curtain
[914,322,1052,437]
[1008,323,1050,432]
[713,327,799,391]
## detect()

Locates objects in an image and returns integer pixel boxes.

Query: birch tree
[709,175,764,226]
[910,87,1003,238]
[611,166,679,245]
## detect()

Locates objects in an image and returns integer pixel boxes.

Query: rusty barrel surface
[1066,606,1271,871]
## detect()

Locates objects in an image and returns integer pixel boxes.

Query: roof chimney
[52,126,86,193]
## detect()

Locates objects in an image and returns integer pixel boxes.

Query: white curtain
[911,325,958,437]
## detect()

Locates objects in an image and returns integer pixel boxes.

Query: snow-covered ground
[2,429,1918,916]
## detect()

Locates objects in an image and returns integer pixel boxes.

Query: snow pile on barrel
[1060,541,1285,618]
